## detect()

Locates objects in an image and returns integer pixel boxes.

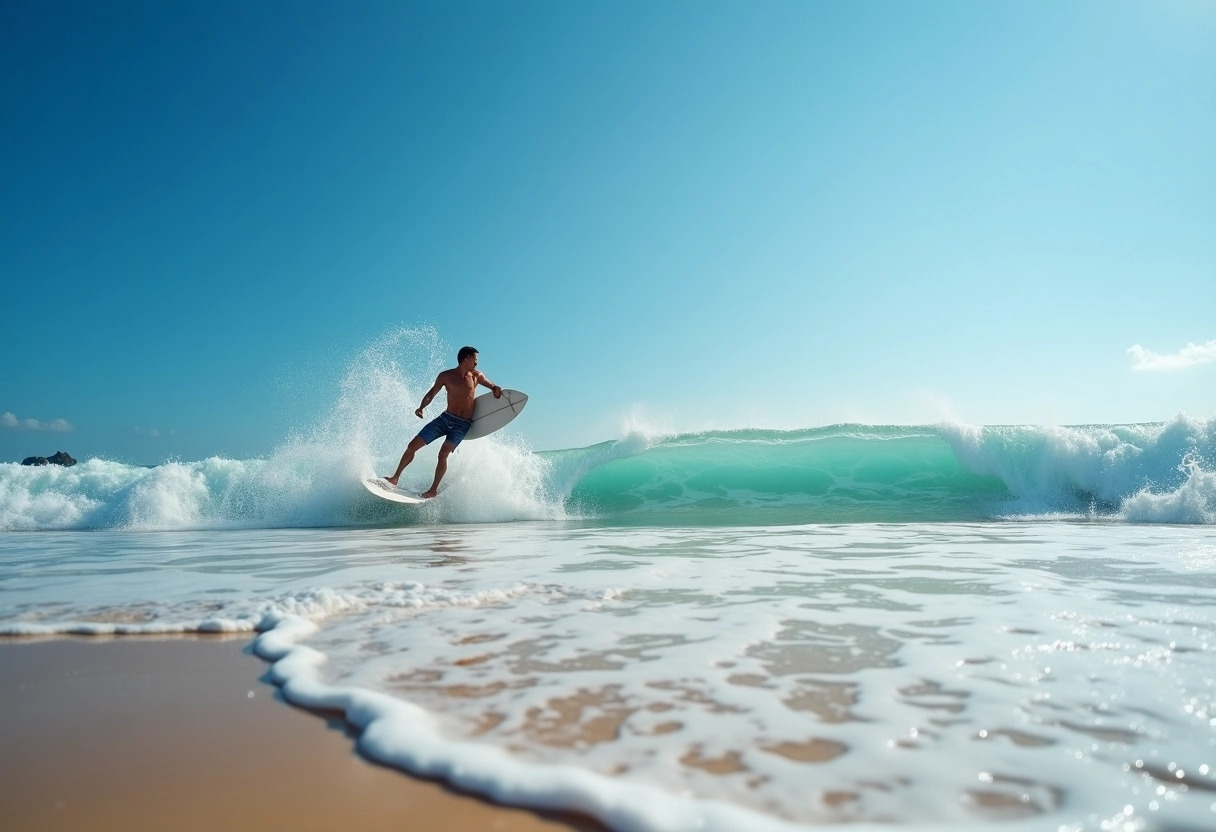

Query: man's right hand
[415,408,425,419]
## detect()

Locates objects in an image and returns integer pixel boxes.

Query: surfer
[383,346,503,498]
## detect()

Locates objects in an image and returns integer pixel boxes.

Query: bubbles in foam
[1121,453,1216,524]
[408,433,560,524]
[0,459,104,530]
[940,414,1216,521]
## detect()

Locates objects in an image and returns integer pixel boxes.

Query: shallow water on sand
[2,521,1215,831]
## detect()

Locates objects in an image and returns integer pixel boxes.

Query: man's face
[464,353,479,370]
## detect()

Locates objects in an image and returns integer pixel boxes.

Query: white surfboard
[361,476,427,504]
[463,388,528,440]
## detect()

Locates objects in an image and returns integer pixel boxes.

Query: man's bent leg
[422,441,456,498]
[385,436,428,486]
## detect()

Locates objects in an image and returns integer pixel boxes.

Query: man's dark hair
[458,346,478,363]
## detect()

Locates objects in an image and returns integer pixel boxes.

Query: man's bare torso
[438,368,482,420]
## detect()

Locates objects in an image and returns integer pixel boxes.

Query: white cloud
[2,411,74,431]
[1127,339,1216,372]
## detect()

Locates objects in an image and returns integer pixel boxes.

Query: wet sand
[0,637,599,832]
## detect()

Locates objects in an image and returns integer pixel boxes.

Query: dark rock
[20,451,76,467]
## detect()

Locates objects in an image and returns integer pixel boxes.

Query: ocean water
[2,338,1215,831]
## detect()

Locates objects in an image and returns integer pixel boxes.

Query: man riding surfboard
[383,346,503,498]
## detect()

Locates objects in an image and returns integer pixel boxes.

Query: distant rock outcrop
[21,451,77,467]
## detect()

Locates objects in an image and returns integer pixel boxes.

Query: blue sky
[2,0,1214,463]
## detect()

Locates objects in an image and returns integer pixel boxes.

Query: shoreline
[0,636,601,832]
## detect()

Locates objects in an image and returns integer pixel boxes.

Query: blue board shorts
[417,411,473,448]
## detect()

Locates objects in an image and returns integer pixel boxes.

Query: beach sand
[0,637,600,832]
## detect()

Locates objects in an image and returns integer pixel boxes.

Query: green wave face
[564,429,1011,525]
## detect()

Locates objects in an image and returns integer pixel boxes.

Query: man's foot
[383,475,399,486]
[420,489,438,499]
